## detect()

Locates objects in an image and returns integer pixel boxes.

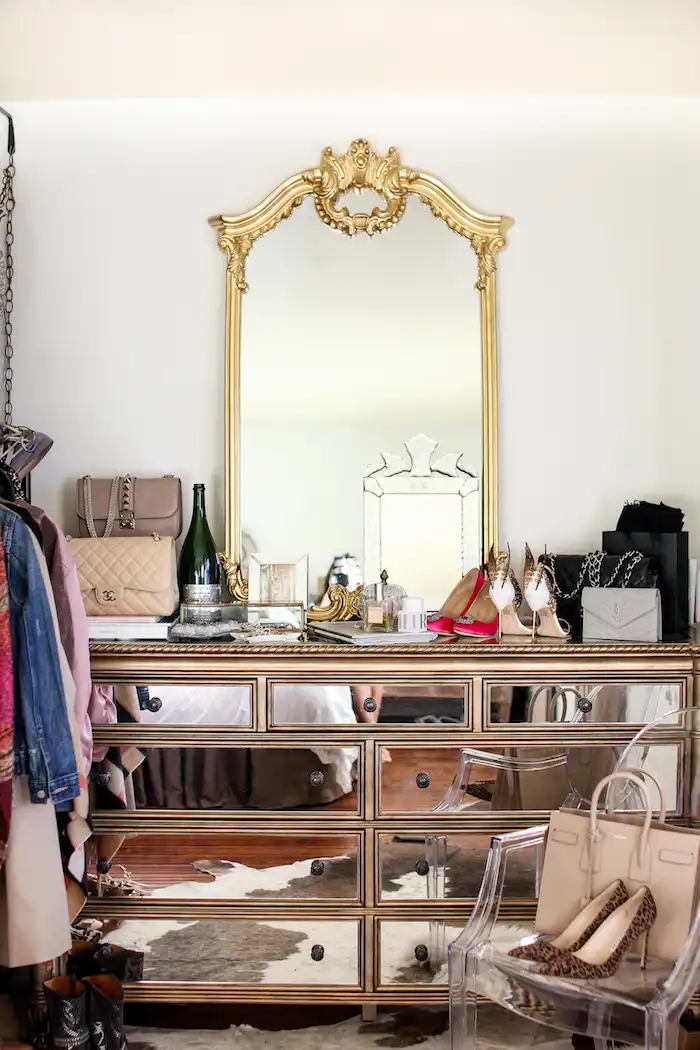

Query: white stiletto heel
[523,544,570,639]
[486,546,531,639]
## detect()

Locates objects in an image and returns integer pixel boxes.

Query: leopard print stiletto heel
[537,886,657,979]
[509,880,628,964]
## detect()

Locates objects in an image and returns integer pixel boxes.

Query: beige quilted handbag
[69,536,179,616]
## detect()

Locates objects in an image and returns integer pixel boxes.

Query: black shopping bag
[602,530,689,638]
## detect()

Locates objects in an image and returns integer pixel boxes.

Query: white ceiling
[2,0,700,100]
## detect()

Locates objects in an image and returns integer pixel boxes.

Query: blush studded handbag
[76,475,182,539]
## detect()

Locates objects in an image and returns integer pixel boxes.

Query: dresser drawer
[377,743,682,815]
[486,680,683,728]
[91,832,361,901]
[376,919,465,986]
[95,744,362,815]
[94,683,254,728]
[97,917,361,986]
[268,682,468,728]
[377,832,536,902]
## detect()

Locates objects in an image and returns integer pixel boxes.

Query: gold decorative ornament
[209,141,512,617]
[220,551,248,601]
[307,139,415,237]
[307,584,362,623]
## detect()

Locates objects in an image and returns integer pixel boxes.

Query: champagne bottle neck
[193,485,206,518]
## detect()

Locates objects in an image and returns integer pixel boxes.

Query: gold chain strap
[83,475,119,538]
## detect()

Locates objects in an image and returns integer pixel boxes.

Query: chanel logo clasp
[103,590,117,602]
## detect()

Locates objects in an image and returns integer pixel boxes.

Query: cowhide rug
[126,1005,579,1049]
[100,846,534,984]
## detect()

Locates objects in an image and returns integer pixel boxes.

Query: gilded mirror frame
[209,140,512,616]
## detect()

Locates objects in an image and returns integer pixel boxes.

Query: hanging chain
[543,550,645,600]
[0,113,15,426]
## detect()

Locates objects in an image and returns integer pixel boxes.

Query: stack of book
[87,616,177,641]
[310,622,435,645]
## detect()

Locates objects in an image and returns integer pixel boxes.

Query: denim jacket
[0,505,80,804]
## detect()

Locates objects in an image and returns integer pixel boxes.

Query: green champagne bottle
[179,484,221,607]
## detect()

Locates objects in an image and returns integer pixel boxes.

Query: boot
[67,942,101,981]
[94,944,144,983]
[83,976,127,1050]
[69,941,144,984]
[43,977,90,1050]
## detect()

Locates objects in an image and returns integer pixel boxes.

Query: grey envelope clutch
[581,587,662,642]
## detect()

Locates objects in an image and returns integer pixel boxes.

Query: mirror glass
[126,745,360,812]
[240,196,482,604]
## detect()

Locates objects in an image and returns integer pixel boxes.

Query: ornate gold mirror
[209,140,512,617]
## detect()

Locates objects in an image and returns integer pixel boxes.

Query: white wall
[2,0,700,99]
[8,97,700,567]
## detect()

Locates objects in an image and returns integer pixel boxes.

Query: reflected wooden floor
[104,834,356,889]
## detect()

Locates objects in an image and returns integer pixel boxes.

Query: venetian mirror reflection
[240,194,482,604]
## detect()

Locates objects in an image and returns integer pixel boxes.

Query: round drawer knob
[310,944,325,962]
[363,697,377,713]
[309,771,325,788]
[310,860,325,877]
[96,859,112,876]
[414,944,429,962]
[95,771,111,787]
[415,860,429,876]
[147,695,163,713]
[416,772,431,789]
[577,697,593,714]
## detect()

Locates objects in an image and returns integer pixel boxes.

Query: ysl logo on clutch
[613,601,621,621]
[103,590,117,602]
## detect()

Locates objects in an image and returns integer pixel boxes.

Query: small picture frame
[248,554,309,607]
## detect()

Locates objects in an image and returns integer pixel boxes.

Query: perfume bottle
[360,570,404,632]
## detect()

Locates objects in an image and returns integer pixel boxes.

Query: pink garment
[21,506,94,769]
[89,685,117,763]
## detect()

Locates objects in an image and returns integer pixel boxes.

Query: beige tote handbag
[536,771,700,963]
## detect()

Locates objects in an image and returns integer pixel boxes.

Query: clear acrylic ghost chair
[422,685,596,971]
[423,747,580,971]
[448,706,700,1050]
[433,683,595,821]
[427,684,594,907]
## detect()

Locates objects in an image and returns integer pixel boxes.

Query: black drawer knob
[310,860,325,876]
[416,772,431,789]
[415,860,429,876]
[414,944,429,962]
[363,697,377,713]
[309,771,325,788]
[577,697,593,714]
[96,859,112,876]
[310,944,325,962]
[147,696,163,713]
[95,771,111,787]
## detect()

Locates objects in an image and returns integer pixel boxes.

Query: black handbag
[538,552,658,642]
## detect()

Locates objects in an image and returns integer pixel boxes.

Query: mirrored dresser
[86,637,695,1007]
